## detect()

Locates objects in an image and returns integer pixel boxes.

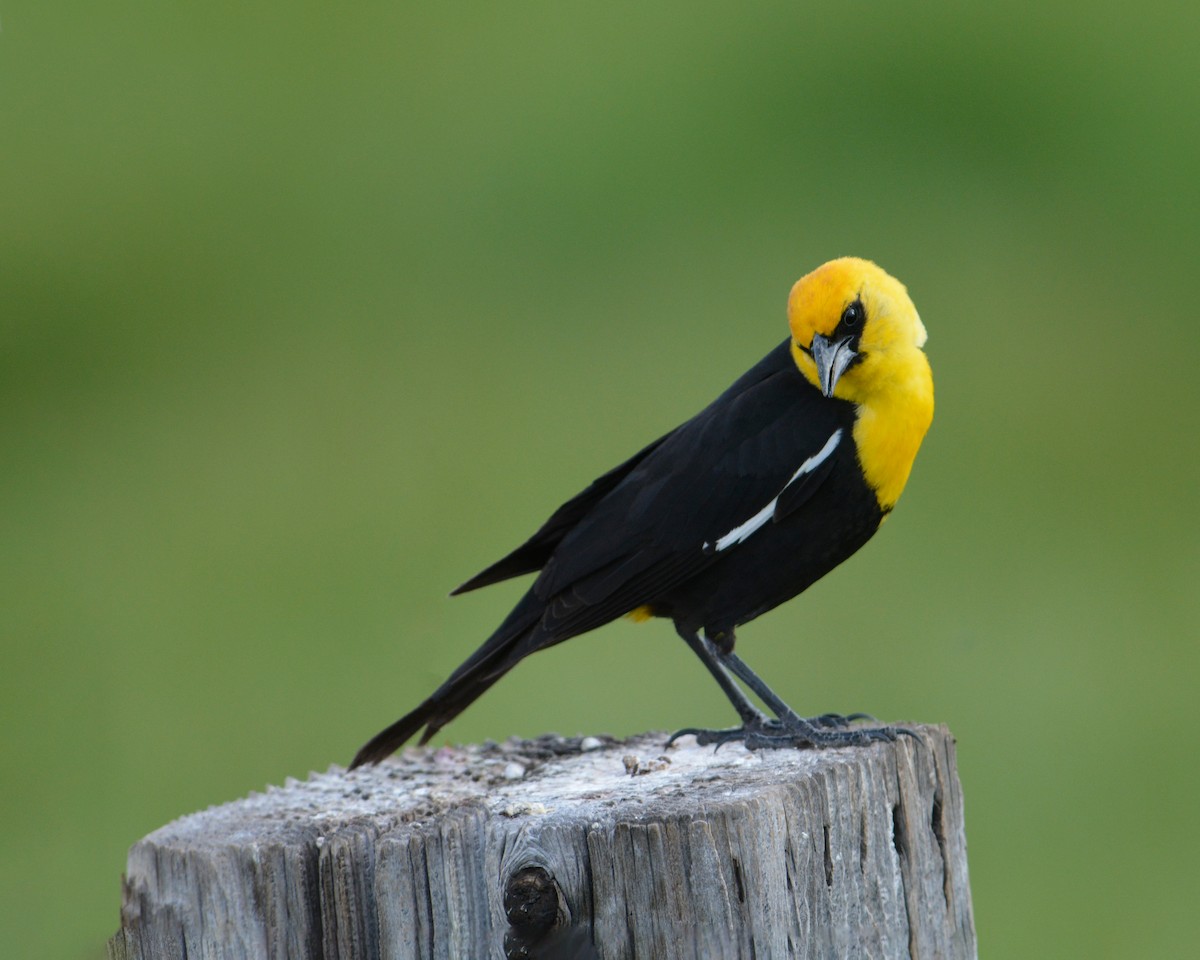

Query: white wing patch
[706,428,843,553]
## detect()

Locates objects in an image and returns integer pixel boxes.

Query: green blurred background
[3,2,1197,957]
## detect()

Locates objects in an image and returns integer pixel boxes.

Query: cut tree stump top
[110,726,976,960]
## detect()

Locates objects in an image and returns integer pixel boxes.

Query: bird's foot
[808,711,876,729]
[667,723,760,749]
[741,715,912,751]
[668,714,910,751]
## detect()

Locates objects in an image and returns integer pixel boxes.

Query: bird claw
[809,711,876,729]
[666,727,701,747]
[743,722,902,751]
[668,715,909,752]
[667,725,750,749]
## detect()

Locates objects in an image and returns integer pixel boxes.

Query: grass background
[3,2,1197,957]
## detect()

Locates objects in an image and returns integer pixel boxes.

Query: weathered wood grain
[109,726,975,959]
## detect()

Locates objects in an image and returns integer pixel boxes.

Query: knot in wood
[504,865,560,943]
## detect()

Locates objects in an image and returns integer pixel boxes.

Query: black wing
[459,340,854,639]
[450,432,672,595]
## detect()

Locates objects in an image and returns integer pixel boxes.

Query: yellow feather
[787,258,934,511]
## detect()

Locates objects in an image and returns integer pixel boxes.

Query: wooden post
[109,726,975,960]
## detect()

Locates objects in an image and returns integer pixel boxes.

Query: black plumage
[351,340,887,767]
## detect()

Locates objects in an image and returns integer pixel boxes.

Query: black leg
[675,630,765,725]
[670,631,909,751]
[722,652,876,729]
[720,652,795,719]
[668,630,774,747]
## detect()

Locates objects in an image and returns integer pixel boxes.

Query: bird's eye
[840,301,864,328]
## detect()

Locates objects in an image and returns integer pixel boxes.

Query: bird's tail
[349,595,544,768]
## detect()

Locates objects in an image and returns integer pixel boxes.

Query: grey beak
[810,333,857,398]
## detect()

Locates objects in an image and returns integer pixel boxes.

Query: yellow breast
[851,351,934,511]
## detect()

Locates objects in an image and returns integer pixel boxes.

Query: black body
[351,339,885,766]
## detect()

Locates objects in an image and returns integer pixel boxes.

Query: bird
[350,257,933,768]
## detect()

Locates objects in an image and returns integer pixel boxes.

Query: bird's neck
[852,351,934,511]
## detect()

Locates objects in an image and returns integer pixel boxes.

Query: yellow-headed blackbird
[351,257,933,767]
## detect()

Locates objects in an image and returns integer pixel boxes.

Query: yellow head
[787,257,929,402]
[787,257,934,509]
